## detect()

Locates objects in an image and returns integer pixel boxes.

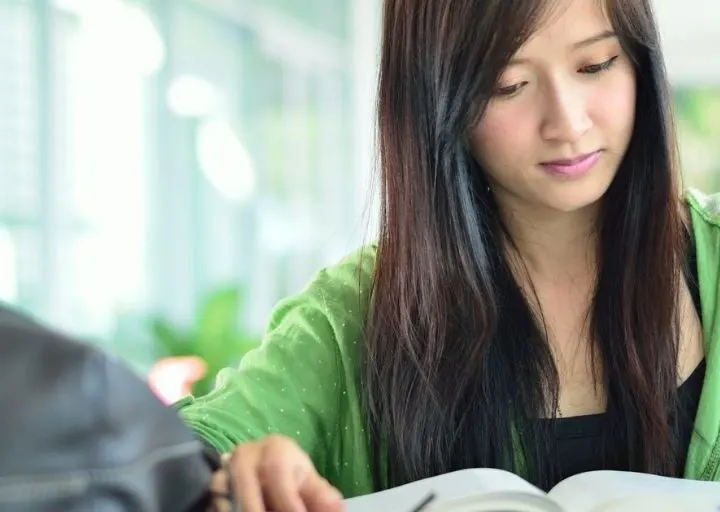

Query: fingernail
[327,488,343,502]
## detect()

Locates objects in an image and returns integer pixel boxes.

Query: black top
[541,359,705,488]
[540,234,705,489]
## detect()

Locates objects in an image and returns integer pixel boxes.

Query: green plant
[148,285,261,397]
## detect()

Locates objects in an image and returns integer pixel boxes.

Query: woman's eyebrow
[572,30,617,49]
[508,30,618,66]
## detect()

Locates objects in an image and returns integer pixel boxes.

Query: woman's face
[470,0,636,216]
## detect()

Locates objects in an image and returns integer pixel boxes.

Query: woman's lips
[539,150,602,177]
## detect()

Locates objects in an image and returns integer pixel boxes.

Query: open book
[344,468,720,512]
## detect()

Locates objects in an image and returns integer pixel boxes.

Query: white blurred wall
[654,1,720,85]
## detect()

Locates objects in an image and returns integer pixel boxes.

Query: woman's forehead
[514,0,614,57]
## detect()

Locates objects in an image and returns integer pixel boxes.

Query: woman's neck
[495,194,601,280]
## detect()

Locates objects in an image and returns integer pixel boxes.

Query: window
[0,0,378,370]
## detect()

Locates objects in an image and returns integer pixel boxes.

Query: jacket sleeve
[175,248,374,474]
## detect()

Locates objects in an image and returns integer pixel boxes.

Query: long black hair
[362,0,684,491]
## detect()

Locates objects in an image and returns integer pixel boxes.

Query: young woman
[175,0,720,510]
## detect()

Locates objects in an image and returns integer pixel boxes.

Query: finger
[299,476,345,512]
[231,447,266,512]
[209,470,232,512]
[259,457,309,512]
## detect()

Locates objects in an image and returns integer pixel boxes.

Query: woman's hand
[221,435,345,512]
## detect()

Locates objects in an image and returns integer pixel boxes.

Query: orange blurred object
[148,356,208,405]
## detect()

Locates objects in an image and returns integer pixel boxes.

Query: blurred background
[0,0,718,394]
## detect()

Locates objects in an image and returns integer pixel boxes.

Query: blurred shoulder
[267,244,378,332]
[687,188,720,228]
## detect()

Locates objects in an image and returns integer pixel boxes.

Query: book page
[344,468,548,512]
[424,491,563,512]
[547,470,720,512]
[590,493,720,512]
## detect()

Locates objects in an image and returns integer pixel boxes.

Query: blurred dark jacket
[0,304,217,511]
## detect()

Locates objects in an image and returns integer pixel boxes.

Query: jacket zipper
[701,437,720,480]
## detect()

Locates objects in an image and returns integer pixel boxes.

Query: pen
[408,492,437,512]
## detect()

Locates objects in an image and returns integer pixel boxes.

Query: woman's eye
[493,82,527,98]
[492,55,620,98]
[579,55,619,74]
